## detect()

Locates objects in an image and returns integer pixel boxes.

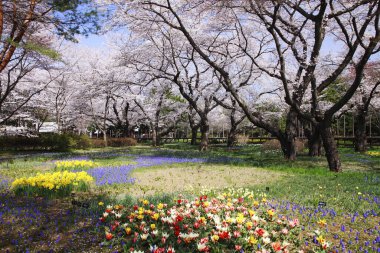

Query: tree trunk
[227,105,240,148]
[56,110,61,134]
[123,118,130,138]
[124,102,130,137]
[190,126,199,145]
[227,125,237,147]
[309,132,322,156]
[354,112,367,152]
[152,127,159,147]
[199,120,209,151]
[283,109,298,160]
[320,124,341,172]
[305,126,322,156]
[103,130,108,147]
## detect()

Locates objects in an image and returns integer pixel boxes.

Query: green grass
[2,143,378,213]
[0,143,379,252]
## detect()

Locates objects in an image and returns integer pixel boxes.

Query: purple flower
[86,155,204,186]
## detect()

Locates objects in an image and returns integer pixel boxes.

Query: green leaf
[24,42,61,60]
[6,38,61,60]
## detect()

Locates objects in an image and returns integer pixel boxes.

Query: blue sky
[78,34,106,48]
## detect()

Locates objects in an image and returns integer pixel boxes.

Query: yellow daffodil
[211,234,219,242]
[267,209,275,216]
[317,219,327,226]
[248,235,258,245]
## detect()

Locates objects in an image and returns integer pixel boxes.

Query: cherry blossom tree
[347,62,380,152]
[107,0,380,171]
[214,96,246,147]
[106,0,293,156]
[0,0,100,128]
[244,1,380,171]
[114,26,222,151]
[0,49,63,125]
[133,81,187,146]
[79,55,125,146]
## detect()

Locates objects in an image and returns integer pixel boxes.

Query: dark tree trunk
[152,127,159,147]
[199,120,209,151]
[283,109,298,160]
[226,104,244,148]
[320,124,341,172]
[124,102,130,137]
[309,132,322,156]
[103,130,108,147]
[354,111,367,152]
[124,124,130,138]
[190,126,199,145]
[278,134,290,159]
[188,110,199,146]
[305,126,322,156]
[227,125,237,147]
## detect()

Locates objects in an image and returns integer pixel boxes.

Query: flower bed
[366,151,380,157]
[100,189,328,252]
[11,171,93,197]
[55,159,99,171]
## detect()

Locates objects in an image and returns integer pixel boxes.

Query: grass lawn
[0,144,379,252]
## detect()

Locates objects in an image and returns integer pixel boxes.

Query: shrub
[108,138,137,147]
[295,139,306,153]
[0,134,93,151]
[262,139,281,151]
[261,139,306,153]
[11,171,93,198]
[73,135,92,149]
[236,135,249,145]
[209,138,222,144]
[90,138,106,148]
[40,134,73,151]
[0,134,69,151]
[90,138,138,148]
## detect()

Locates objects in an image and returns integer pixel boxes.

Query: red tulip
[105,232,113,240]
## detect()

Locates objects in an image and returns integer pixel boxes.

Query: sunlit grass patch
[127,164,285,197]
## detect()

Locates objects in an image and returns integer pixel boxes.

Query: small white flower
[263,237,271,244]
[140,233,149,240]
[197,243,207,251]
[189,232,199,239]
